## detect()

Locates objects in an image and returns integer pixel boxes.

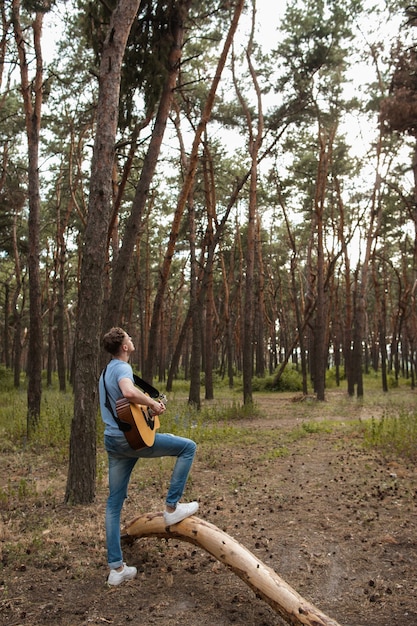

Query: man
[99,327,198,586]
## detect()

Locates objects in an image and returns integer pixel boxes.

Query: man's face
[122,333,135,354]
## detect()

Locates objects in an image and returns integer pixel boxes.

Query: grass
[361,407,417,462]
[0,368,416,465]
[1,371,417,593]
[0,387,74,457]
[159,396,257,444]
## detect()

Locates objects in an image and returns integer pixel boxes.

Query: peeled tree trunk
[124,513,342,626]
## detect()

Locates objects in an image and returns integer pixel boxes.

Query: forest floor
[1,388,417,626]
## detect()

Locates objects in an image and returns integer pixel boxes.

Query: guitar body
[115,398,161,450]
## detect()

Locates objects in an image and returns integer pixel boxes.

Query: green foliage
[300,420,333,434]
[35,392,75,453]
[387,373,399,389]
[77,0,198,126]
[0,385,75,457]
[0,387,28,450]
[22,0,55,14]
[260,445,290,461]
[325,366,345,388]
[261,366,304,393]
[0,381,255,455]
[0,476,38,506]
[361,408,417,462]
[160,394,258,445]
[0,366,22,392]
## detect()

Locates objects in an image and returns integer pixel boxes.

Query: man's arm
[118,377,165,415]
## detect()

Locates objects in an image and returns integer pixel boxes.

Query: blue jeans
[104,433,197,569]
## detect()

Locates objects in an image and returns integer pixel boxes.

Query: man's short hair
[102,327,126,355]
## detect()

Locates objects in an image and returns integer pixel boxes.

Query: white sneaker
[163,501,199,526]
[107,563,137,586]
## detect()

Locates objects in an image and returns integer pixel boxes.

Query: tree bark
[10,204,23,388]
[104,0,190,333]
[275,179,308,394]
[12,2,44,434]
[351,163,383,398]
[371,260,388,389]
[65,0,141,505]
[143,0,245,382]
[124,513,342,626]
[202,143,215,400]
[219,246,234,388]
[231,7,264,405]
[188,199,202,409]
[313,126,335,401]
[255,214,266,377]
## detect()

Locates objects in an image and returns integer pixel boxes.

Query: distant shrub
[387,374,399,388]
[262,365,303,392]
[0,366,21,392]
[325,366,345,388]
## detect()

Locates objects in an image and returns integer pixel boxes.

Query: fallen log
[123,513,343,626]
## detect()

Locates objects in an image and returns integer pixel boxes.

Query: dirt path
[1,391,417,626]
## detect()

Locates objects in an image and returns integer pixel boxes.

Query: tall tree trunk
[371,260,386,388]
[408,139,417,390]
[12,3,44,435]
[409,279,417,389]
[334,177,354,396]
[3,282,10,368]
[352,149,383,398]
[292,256,308,395]
[165,160,243,395]
[275,178,308,395]
[219,246,234,389]
[204,262,215,400]
[242,183,256,403]
[313,126,335,401]
[55,232,67,392]
[47,298,54,387]
[65,0,141,505]
[11,205,23,388]
[233,4,264,405]
[54,167,73,392]
[104,0,190,333]
[254,215,266,378]
[188,200,201,409]
[143,0,245,383]
[202,142,215,401]
[166,308,191,392]
[352,270,365,397]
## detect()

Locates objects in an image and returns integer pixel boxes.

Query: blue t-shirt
[99,358,134,437]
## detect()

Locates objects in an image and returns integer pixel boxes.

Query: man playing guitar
[99,327,198,586]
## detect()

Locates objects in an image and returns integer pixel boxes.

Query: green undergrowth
[0,384,257,455]
[0,369,416,464]
[0,388,74,456]
[360,407,417,462]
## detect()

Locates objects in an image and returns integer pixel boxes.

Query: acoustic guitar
[115,395,166,450]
